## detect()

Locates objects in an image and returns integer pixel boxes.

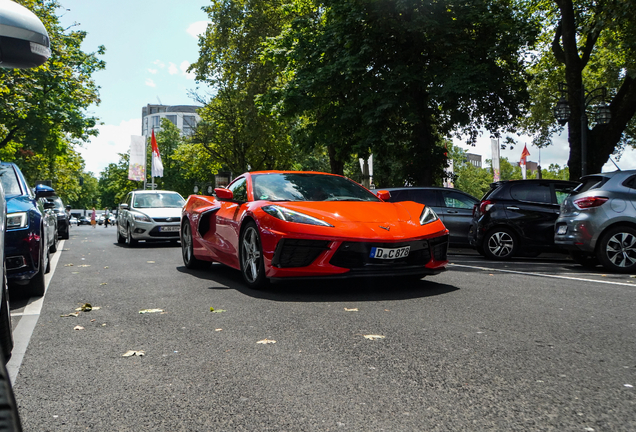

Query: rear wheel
[0,266,13,363]
[483,227,517,260]
[26,242,46,297]
[181,221,209,269]
[240,222,267,289]
[596,226,636,273]
[49,229,58,253]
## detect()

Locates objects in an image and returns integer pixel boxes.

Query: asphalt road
[7,226,636,431]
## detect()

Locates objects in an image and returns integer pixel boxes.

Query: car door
[439,190,478,246]
[504,182,560,247]
[210,177,249,267]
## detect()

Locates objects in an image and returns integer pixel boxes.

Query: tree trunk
[327,144,345,175]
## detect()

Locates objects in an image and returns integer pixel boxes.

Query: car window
[229,177,248,202]
[0,165,22,196]
[407,189,439,206]
[509,183,551,204]
[621,175,636,189]
[553,184,576,205]
[441,191,476,209]
[133,192,185,208]
[385,190,410,202]
[573,176,608,194]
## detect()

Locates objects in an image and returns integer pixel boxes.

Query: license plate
[556,225,567,235]
[369,246,410,259]
[159,226,180,232]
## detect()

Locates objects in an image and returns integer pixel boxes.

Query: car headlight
[419,206,439,225]
[6,212,28,230]
[133,212,152,222]
[262,205,333,227]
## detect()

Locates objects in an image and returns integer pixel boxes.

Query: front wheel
[596,226,636,273]
[483,227,517,260]
[181,221,209,269]
[239,222,267,289]
[126,225,138,247]
[116,224,125,244]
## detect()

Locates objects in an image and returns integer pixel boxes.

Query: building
[466,153,482,168]
[141,104,201,137]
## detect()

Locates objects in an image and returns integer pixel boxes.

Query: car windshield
[51,198,65,211]
[252,173,379,202]
[133,192,185,208]
[0,165,22,196]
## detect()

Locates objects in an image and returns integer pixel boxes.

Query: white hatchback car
[117,190,185,246]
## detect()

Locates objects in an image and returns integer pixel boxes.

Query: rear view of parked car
[1,162,58,296]
[469,179,579,260]
[555,170,636,273]
[382,187,478,247]
[47,196,70,239]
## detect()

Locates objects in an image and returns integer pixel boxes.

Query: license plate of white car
[557,225,567,235]
[160,226,180,232]
[369,246,410,259]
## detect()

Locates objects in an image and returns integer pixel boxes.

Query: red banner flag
[151,129,163,178]
[520,144,530,166]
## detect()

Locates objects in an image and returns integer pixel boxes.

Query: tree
[263,0,539,185]
[98,155,140,209]
[523,0,636,179]
[189,0,297,173]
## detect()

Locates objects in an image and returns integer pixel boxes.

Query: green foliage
[97,154,139,209]
[262,0,539,184]
[447,144,493,199]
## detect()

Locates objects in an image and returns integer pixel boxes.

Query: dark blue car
[1,163,58,297]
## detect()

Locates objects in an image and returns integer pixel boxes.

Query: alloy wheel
[604,232,636,268]
[241,226,262,284]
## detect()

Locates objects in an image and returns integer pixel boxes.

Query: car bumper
[5,228,39,282]
[130,221,181,241]
[554,216,599,254]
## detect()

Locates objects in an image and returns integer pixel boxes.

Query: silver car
[554,170,636,273]
[116,190,185,246]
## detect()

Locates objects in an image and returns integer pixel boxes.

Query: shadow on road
[176,263,459,302]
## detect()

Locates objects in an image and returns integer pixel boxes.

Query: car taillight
[478,200,494,214]
[573,196,608,209]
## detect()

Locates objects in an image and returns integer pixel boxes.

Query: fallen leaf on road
[211,309,226,313]
[625,384,634,388]
[64,263,73,267]
[100,283,107,286]
[139,309,164,314]
[256,339,276,344]
[74,325,85,330]
[77,264,91,268]
[60,312,79,317]
[104,266,109,269]
[344,308,358,312]
[75,303,100,312]
[122,350,145,357]
[363,334,385,340]
[147,261,155,264]
[71,272,79,274]
[215,328,222,331]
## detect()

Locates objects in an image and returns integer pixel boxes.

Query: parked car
[469,179,579,260]
[181,171,449,289]
[47,196,70,239]
[0,181,12,362]
[78,216,90,225]
[555,170,636,272]
[0,162,57,296]
[380,187,478,247]
[69,216,78,226]
[117,190,185,246]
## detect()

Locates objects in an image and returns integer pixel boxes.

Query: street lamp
[553,82,611,176]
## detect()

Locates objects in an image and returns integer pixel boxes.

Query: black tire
[0,359,23,431]
[0,267,13,364]
[181,221,209,269]
[570,251,599,268]
[126,225,138,247]
[62,225,70,240]
[596,226,636,273]
[116,225,125,244]
[239,221,268,289]
[44,247,50,274]
[49,230,58,253]
[483,227,517,260]
[26,244,46,297]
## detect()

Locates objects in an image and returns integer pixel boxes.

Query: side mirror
[34,183,55,198]
[214,188,234,200]
[0,0,51,69]
[376,190,391,201]
[119,203,129,210]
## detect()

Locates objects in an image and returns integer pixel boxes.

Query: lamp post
[553,82,611,176]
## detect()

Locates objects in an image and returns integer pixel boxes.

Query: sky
[56,1,636,177]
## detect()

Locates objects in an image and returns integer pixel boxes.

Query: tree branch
[552,21,566,64]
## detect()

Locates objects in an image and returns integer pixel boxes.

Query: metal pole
[581,87,588,176]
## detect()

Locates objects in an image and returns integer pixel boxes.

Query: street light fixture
[553,82,611,176]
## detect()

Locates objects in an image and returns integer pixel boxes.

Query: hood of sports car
[271,201,416,223]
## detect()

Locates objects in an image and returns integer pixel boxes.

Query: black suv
[469,179,579,260]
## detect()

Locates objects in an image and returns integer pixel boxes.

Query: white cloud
[186,21,209,38]
[145,78,156,87]
[148,68,157,74]
[168,62,179,75]
[78,119,142,176]
[153,60,165,68]
[180,61,195,80]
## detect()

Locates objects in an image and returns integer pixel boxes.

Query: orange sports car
[181,171,449,288]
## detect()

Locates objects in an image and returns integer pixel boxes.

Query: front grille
[430,235,449,261]
[330,240,433,269]
[153,217,180,223]
[272,239,331,268]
